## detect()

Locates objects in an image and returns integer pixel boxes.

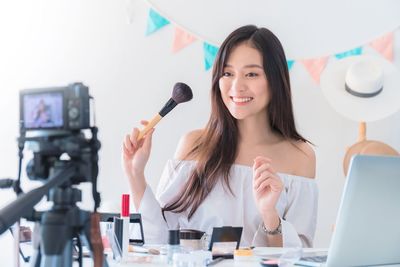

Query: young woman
[122,25,317,248]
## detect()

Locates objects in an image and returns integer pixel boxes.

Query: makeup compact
[179,229,206,251]
[208,226,243,259]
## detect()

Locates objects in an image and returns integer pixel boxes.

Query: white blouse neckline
[170,159,316,182]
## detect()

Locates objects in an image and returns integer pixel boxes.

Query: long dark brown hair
[162,25,309,219]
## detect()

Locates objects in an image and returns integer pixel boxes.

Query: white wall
[1,1,400,264]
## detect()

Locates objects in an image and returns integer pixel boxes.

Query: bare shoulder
[289,140,316,179]
[174,129,204,160]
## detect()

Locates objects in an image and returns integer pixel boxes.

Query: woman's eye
[222,72,232,77]
[246,72,258,77]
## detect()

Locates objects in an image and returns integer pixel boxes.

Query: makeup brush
[129,245,160,255]
[137,82,193,140]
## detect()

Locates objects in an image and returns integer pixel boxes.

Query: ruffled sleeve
[252,175,318,248]
[133,160,194,244]
[133,160,179,244]
[135,185,168,244]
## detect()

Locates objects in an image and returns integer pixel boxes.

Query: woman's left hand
[252,156,284,215]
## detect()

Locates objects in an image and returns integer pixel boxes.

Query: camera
[18,83,100,183]
[20,82,90,132]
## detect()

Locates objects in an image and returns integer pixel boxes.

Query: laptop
[297,155,400,267]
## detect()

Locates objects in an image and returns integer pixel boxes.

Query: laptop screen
[326,155,400,266]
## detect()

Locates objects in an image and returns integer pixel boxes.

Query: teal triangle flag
[203,43,219,71]
[146,9,170,35]
[287,60,295,71]
[335,47,363,59]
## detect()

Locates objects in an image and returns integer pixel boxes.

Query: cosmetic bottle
[167,229,181,265]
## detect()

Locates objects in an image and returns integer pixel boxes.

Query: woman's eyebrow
[224,63,263,69]
[243,64,263,69]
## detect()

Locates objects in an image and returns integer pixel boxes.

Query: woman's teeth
[231,97,253,103]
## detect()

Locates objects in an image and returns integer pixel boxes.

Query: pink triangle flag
[172,27,197,53]
[370,32,394,62]
[300,56,329,84]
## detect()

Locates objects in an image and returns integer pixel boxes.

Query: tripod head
[23,129,99,184]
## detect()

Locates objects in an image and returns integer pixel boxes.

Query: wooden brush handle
[137,113,162,140]
[358,121,366,142]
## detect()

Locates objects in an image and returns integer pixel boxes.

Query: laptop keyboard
[300,255,328,263]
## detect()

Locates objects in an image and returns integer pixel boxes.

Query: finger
[137,136,145,147]
[254,163,275,186]
[254,162,271,179]
[130,128,140,147]
[122,143,135,161]
[269,174,283,192]
[122,142,130,156]
[253,156,272,171]
[256,178,274,194]
[140,120,149,126]
[124,134,134,153]
[257,174,283,193]
[143,128,155,151]
[253,159,262,171]
[253,171,272,189]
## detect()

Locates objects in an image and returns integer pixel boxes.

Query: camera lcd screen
[23,92,63,129]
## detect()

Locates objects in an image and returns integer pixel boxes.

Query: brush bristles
[172,82,193,104]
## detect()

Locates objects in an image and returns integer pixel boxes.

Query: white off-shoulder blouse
[135,159,318,248]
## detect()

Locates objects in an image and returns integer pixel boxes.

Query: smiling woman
[122,25,317,248]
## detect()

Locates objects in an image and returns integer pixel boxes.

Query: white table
[107,247,326,267]
[107,247,400,267]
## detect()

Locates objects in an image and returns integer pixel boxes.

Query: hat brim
[320,55,400,122]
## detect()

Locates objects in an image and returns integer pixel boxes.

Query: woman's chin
[230,112,248,120]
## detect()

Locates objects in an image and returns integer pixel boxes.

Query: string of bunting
[145,8,396,84]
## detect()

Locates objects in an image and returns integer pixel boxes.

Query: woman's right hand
[122,120,155,181]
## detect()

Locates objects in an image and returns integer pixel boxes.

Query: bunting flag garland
[335,47,363,59]
[172,27,197,53]
[146,9,170,35]
[301,57,329,84]
[369,32,394,61]
[143,7,397,81]
[203,43,219,71]
[287,60,295,71]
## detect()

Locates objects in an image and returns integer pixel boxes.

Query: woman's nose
[232,77,246,92]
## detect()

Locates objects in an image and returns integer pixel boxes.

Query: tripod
[30,186,108,267]
[0,127,108,267]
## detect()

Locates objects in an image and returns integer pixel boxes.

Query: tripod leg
[13,221,20,267]
[40,210,73,267]
[30,223,41,267]
[40,240,73,267]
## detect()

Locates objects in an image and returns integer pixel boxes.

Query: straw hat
[320,55,400,122]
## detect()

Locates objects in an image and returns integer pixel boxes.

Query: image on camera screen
[23,92,63,129]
